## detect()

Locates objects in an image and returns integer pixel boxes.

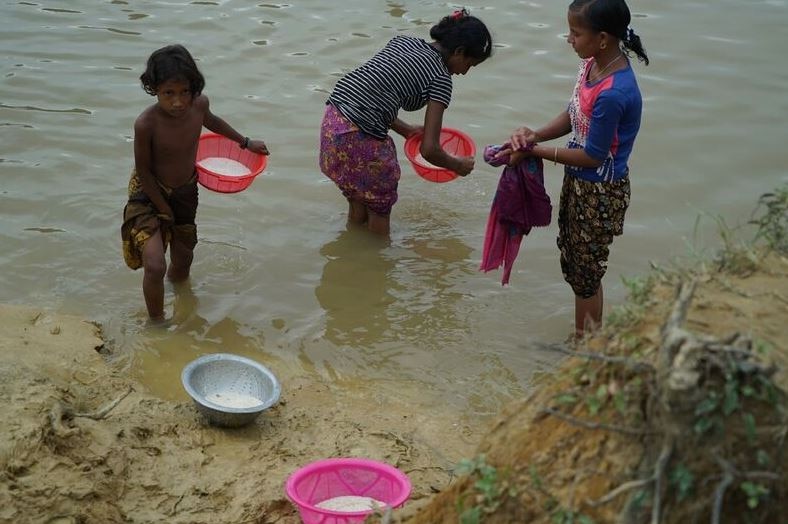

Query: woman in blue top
[499,0,649,338]
[320,9,492,235]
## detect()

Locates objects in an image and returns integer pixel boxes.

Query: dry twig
[541,343,655,373]
[72,387,133,420]
[49,387,134,438]
[711,457,735,524]
[586,477,653,507]
[650,439,674,524]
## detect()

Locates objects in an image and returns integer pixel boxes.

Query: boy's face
[155,78,193,117]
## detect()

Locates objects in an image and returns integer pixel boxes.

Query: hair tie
[626,27,635,41]
[451,8,468,20]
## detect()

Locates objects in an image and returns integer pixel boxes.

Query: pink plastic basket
[285,458,412,524]
[195,133,267,193]
[403,127,476,183]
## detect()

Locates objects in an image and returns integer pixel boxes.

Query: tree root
[48,402,79,439]
[586,478,653,507]
[711,457,735,524]
[541,343,656,373]
[575,277,787,523]
[585,439,673,518]
[650,438,673,524]
[71,387,133,420]
[540,407,653,436]
[48,387,133,438]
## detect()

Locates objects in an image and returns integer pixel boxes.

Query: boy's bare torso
[136,95,208,189]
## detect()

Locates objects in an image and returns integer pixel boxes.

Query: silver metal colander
[181,353,281,428]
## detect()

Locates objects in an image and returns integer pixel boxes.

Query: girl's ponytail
[622,27,649,65]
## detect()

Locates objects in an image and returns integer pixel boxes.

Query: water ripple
[76,25,141,36]
[24,227,67,234]
[0,103,92,115]
[41,8,82,14]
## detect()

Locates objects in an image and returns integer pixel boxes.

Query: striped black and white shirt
[328,35,452,139]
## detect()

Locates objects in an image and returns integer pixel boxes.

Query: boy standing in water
[122,44,268,321]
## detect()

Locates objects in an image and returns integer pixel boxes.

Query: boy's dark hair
[140,44,206,96]
[569,0,649,65]
[430,9,492,61]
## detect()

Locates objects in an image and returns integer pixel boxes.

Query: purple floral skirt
[319,104,400,216]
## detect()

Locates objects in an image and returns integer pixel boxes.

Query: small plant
[603,272,659,330]
[691,357,780,439]
[554,393,579,406]
[749,186,787,253]
[551,507,595,524]
[454,455,516,523]
[693,391,722,435]
[585,384,608,416]
[529,464,543,490]
[621,274,654,306]
[668,463,694,502]
[740,481,770,509]
[708,212,759,274]
[606,303,643,329]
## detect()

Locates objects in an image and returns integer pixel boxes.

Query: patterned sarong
[121,170,198,270]
[557,172,630,298]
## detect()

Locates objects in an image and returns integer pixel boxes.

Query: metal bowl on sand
[181,353,281,428]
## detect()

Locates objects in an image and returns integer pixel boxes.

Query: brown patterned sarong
[121,170,198,270]
[557,172,630,298]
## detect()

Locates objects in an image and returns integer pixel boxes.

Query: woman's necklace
[590,53,623,82]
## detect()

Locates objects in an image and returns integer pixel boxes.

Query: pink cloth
[480,143,552,284]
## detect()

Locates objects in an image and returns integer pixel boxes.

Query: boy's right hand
[454,156,475,177]
[247,139,269,155]
[157,204,174,226]
[157,213,173,226]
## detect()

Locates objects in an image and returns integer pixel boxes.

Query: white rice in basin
[315,495,387,512]
[198,157,250,177]
[205,391,261,409]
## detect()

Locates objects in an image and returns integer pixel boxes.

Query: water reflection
[315,228,395,348]
[315,224,476,353]
[131,282,270,401]
[169,281,204,329]
[388,233,475,349]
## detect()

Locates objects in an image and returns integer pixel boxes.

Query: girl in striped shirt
[320,9,492,235]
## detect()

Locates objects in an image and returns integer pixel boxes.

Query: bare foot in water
[146,315,170,329]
